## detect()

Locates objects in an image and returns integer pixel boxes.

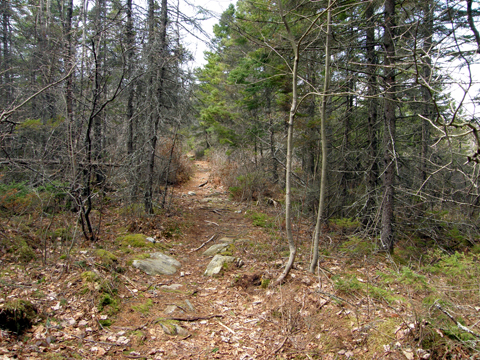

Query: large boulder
[132,252,180,275]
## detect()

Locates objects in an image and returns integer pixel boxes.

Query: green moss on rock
[116,234,152,248]
[94,249,117,265]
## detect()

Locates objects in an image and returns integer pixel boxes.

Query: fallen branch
[161,314,224,322]
[316,290,356,307]
[199,180,208,187]
[273,336,288,355]
[217,320,235,334]
[205,220,219,226]
[435,303,480,338]
[189,234,216,253]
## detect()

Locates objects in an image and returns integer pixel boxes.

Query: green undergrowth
[246,210,276,228]
[131,299,153,315]
[337,235,480,355]
[0,181,69,216]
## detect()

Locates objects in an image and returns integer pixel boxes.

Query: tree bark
[145,0,168,214]
[310,0,332,273]
[126,0,135,156]
[381,0,396,252]
[274,2,299,285]
[420,0,433,195]
[363,0,379,227]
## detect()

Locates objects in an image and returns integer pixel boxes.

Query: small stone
[116,336,130,345]
[188,191,196,196]
[164,305,177,315]
[174,324,188,337]
[185,299,195,312]
[160,323,175,335]
[146,237,156,243]
[161,284,183,290]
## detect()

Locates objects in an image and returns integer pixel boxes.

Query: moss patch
[132,299,153,315]
[116,234,153,248]
[94,249,117,266]
[81,271,99,283]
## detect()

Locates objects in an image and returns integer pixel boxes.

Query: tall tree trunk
[274,4,299,285]
[1,0,12,106]
[363,0,379,228]
[420,0,433,197]
[93,0,105,185]
[381,0,396,252]
[145,0,168,214]
[126,0,135,156]
[64,0,77,203]
[310,0,332,273]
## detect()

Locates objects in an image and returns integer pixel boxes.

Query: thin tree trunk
[1,0,12,105]
[420,0,433,196]
[310,0,332,273]
[126,0,135,156]
[381,0,396,252]
[275,48,298,285]
[362,0,379,228]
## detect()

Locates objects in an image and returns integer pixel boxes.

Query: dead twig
[205,220,219,226]
[189,234,216,253]
[316,290,357,307]
[273,336,288,355]
[217,320,235,334]
[160,314,224,322]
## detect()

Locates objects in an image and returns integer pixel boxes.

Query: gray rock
[174,324,189,337]
[132,252,180,275]
[185,299,195,312]
[203,243,230,256]
[159,322,188,336]
[160,323,175,335]
[218,237,235,244]
[150,252,181,267]
[163,305,177,315]
[161,284,183,290]
[204,255,236,276]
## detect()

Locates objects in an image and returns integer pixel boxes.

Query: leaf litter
[0,161,478,359]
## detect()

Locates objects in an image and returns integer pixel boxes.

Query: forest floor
[0,160,479,359]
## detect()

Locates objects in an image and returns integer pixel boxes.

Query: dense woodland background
[1,0,480,261]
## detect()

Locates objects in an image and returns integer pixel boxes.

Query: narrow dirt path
[0,160,443,359]
[108,160,293,359]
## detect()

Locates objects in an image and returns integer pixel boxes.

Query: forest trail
[0,160,412,360]
[0,160,326,359]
